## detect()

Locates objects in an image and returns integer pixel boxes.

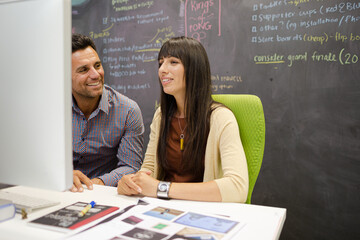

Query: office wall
[72,1,360,239]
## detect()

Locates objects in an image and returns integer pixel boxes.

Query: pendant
[180,134,184,151]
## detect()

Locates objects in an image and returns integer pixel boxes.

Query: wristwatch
[157,181,171,199]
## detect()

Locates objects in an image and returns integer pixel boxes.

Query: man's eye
[78,68,88,73]
[95,63,102,68]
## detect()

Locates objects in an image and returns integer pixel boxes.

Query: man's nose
[89,67,100,79]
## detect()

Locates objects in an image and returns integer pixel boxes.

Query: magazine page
[28,202,119,233]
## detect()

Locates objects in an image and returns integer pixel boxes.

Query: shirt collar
[72,86,109,115]
[98,86,109,115]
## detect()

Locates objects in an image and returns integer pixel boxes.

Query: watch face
[159,183,167,191]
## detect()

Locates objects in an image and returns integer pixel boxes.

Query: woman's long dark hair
[157,36,215,180]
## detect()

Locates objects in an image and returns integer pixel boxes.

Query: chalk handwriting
[185,0,221,41]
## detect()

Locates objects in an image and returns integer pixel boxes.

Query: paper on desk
[65,197,247,240]
[143,197,286,240]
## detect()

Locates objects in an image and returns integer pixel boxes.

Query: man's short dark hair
[72,33,97,53]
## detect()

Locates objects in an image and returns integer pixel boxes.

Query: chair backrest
[212,94,265,204]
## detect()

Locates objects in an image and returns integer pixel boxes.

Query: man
[71,33,144,192]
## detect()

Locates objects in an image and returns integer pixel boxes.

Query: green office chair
[212,94,265,204]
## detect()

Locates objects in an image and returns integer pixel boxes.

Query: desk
[0,185,286,240]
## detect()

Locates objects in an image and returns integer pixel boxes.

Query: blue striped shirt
[72,85,144,186]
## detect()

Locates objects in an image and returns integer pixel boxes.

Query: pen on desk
[78,201,96,217]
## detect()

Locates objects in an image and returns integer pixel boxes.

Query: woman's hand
[117,171,159,197]
[117,173,142,196]
[132,171,159,198]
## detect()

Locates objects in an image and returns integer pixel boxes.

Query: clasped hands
[117,171,159,198]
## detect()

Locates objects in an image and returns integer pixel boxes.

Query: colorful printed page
[66,199,247,240]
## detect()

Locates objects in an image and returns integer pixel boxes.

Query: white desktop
[0,0,72,191]
[0,185,286,240]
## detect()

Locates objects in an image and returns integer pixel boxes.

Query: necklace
[177,117,186,151]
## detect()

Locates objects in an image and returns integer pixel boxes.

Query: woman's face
[158,56,186,99]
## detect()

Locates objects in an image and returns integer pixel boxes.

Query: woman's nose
[159,62,167,73]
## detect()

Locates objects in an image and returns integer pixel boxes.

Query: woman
[117,37,248,202]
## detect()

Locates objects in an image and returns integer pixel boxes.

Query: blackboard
[72,1,360,239]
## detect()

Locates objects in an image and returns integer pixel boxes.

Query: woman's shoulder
[210,103,237,128]
[153,107,161,118]
[151,107,162,124]
[211,103,236,119]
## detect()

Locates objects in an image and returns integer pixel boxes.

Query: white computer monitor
[0,0,73,191]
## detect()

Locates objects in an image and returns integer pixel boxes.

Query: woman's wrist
[156,181,171,199]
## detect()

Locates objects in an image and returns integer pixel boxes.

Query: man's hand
[91,178,105,185]
[71,170,93,192]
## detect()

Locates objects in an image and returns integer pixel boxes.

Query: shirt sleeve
[98,103,145,186]
[140,108,161,177]
[213,108,249,203]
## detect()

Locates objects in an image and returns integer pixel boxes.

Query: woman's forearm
[168,181,222,202]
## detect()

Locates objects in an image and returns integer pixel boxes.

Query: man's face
[71,46,104,101]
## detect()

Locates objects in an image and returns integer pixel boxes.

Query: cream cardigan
[141,105,249,203]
